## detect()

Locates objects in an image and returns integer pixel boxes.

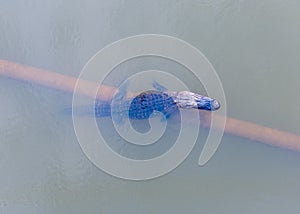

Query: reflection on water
[1,0,300,213]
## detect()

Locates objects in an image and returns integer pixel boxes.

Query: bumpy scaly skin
[95,90,178,120]
[128,91,179,119]
[94,90,220,120]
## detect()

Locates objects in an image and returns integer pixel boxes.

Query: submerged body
[94,86,220,120]
[95,90,179,119]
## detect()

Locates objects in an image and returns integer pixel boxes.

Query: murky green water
[0,1,300,213]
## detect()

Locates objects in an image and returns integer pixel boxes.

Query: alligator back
[94,90,178,120]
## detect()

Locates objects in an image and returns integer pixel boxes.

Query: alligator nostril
[212,100,220,110]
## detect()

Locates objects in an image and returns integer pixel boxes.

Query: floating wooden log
[1,59,300,153]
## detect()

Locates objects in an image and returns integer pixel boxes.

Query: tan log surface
[201,112,300,152]
[0,59,117,101]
